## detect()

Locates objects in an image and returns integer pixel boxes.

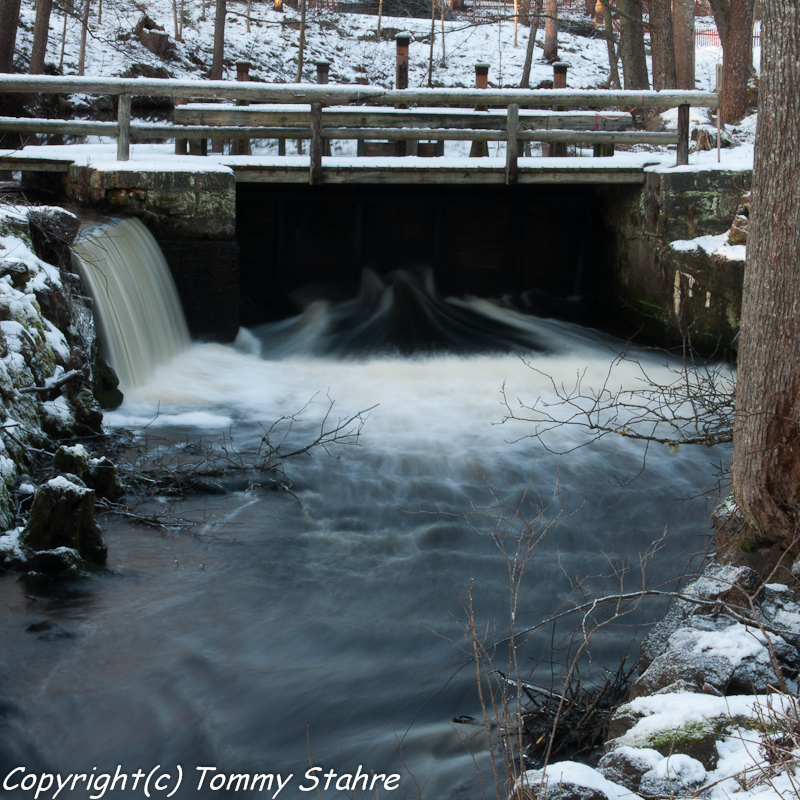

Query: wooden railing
[0,75,717,185]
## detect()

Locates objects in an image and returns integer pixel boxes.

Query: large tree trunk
[0,0,21,72]
[721,0,755,122]
[543,0,558,61]
[672,0,695,89]
[209,0,226,79]
[29,0,54,74]
[617,0,649,89]
[649,0,677,90]
[709,0,756,123]
[732,0,800,552]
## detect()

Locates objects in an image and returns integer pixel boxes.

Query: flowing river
[0,235,728,800]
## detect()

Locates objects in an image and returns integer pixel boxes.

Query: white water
[0,244,729,799]
[71,217,191,389]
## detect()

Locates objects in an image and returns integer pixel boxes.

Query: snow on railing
[0,74,717,181]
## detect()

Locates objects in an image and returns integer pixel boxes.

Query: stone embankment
[0,203,122,578]
[515,561,800,800]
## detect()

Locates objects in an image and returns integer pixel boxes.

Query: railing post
[117,93,131,161]
[310,102,323,185]
[548,62,568,157]
[232,61,252,156]
[395,32,410,91]
[470,62,490,158]
[395,32,415,154]
[676,103,689,166]
[505,103,519,185]
[316,59,330,84]
[316,60,332,157]
[174,97,188,155]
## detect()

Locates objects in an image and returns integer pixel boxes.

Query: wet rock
[634,616,795,697]
[25,546,86,577]
[20,477,106,565]
[91,345,124,410]
[27,207,80,268]
[87,456,124,501]
[65,387,104,435]
[52,443,89,478]
[639,564,761,670]
[597,746,662,791]
[514,762,623,800]
[25,619,76,639]
[639,753,707,795]
[727,191,751,246]
[631,649,733,699]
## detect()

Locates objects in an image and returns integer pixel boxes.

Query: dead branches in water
[99,394,376,528]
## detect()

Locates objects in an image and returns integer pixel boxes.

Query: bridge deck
[0,145,667,186]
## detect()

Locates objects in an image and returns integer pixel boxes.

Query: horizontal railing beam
[0,118,679,146]
[175,107,636,132]
[0,74,718,109]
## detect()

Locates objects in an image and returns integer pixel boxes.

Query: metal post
[116,93,131,161]
[470,62,490,157]
[677,103,690,166]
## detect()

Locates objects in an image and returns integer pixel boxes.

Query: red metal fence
[695,28,761,47]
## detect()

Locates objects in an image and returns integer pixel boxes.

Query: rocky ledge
[0,202,123,579]
[514,562,800,800]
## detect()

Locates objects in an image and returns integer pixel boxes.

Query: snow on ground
[10,0,758,168]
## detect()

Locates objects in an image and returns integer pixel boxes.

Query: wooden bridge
[0,75,717,187]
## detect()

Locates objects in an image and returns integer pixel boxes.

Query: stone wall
[603,167,752,351]
[54,164,241,343]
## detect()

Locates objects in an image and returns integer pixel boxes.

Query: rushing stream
[0,223,728,800]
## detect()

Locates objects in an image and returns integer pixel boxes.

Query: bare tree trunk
[29,0,53,73]
[722,0,755,122]
[732,0,800,553]
[519,0,543,87]
[427,0,435,86]
[294,0,307,82]
[709,0,756,123]
[617,0,649,89]
[543,0,558,61]
[59,0,68,70]
[77,0,90,75]
[649,0,677,89]
[0,0,21,72]
[672,0,695,89]
[600,0,620,88]
[209,0,226,79]
[171,0,181,41]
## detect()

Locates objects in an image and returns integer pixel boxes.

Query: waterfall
[71,217,191,390]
